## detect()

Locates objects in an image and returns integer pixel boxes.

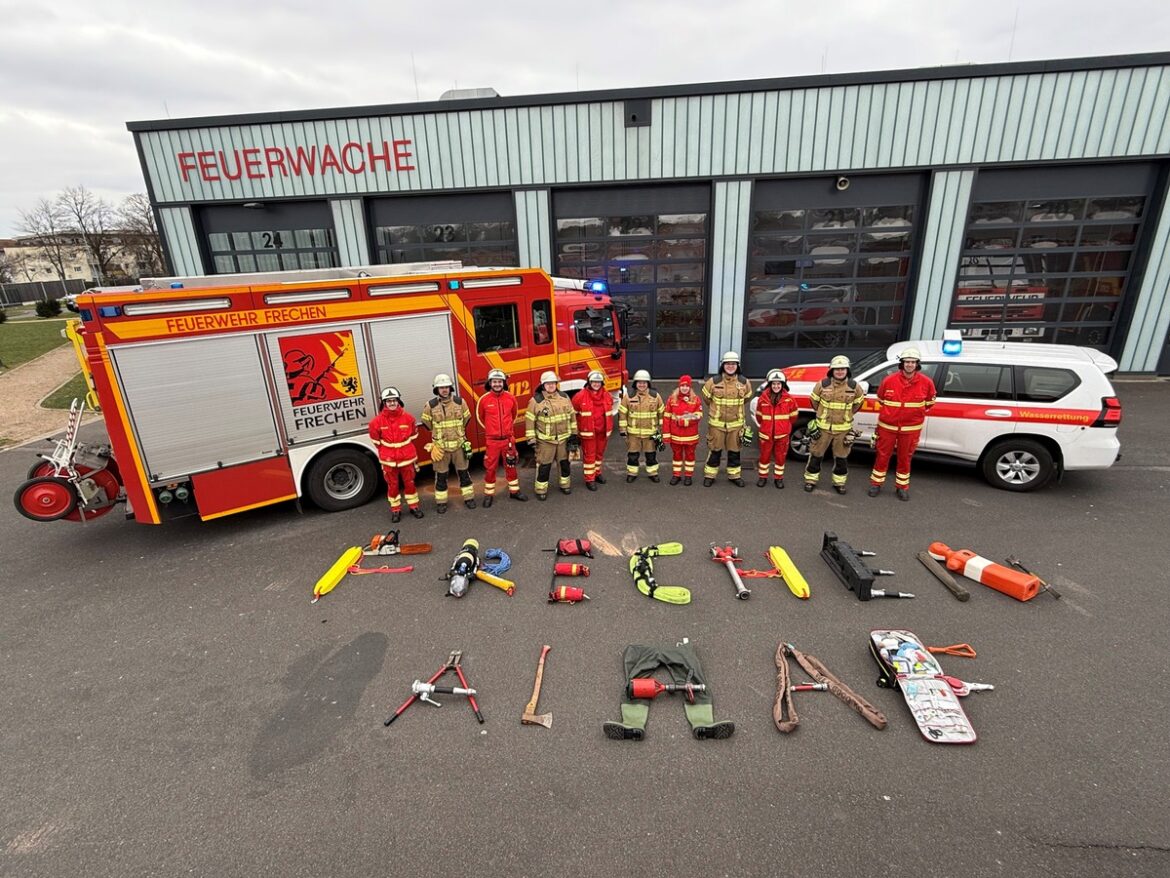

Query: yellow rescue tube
[768,546,810,599]
[313,546,363,602]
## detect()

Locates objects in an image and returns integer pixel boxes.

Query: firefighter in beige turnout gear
[525,371,578,500]
[701,351,754,487]
[421,373,475,513]
[619,370,666,482]
[804,355,866,495]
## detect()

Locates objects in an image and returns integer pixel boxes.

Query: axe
[521,645,553,729]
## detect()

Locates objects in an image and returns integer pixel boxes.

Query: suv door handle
[984,409,1013,418]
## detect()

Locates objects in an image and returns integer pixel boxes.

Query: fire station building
[128,52,1170,377]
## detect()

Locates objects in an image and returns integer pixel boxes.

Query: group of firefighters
[367,350,936,522]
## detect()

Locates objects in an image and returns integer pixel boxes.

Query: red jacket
[368,407,419,465]
[573,386,614,438]
[752,389,798,440]
[876,371,937,432]
[476,390,519,441]
[663,389,703,444]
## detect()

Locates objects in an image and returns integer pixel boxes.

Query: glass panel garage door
[200,201,339,275]
[370,193,518,268]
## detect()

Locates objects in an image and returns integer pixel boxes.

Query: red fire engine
[15,263,626,525]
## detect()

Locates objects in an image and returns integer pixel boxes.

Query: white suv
[782,340,1122,491]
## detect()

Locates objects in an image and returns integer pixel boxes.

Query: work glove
[741,427,754,447]
[567,435,581,452]
[806,420,821,442]
[461,439,473,456]
[619,431,627,438]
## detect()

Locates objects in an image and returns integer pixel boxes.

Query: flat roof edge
[126,51,1170,133]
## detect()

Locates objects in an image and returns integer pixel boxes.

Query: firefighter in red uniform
[750,369,799,488]
[868,348,936,501]
[475,368,528,507]
[662,375,702,485]
[573,369,614,491]
[368,387,424,523]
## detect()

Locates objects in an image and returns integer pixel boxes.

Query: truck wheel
[304,448,379,512]
[14,476,79,522]
[981,439,1055,492]
[787,417,813,460]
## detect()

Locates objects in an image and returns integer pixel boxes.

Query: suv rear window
[1014,366,1081,402]
[939,364,1013,400]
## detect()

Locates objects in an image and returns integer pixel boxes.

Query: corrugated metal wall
[908,170,975,339]
[329,199,369,267]
[138,66,1170,204]
[1120,186,1170,371]
[157,207,204,276]
[708,181,753,372]
[514,189,552,272]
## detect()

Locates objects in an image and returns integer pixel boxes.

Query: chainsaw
[364,529,433,556]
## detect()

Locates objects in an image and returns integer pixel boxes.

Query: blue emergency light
[942,329,963,356]
[448,280,461,290]
[583,280,608,294]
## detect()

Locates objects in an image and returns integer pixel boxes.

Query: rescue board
[868,628,976,744]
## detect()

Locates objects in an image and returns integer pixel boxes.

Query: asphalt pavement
[2,381,1168,877]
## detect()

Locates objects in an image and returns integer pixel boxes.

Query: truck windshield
[573,308,616,348]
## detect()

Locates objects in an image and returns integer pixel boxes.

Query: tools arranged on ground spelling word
[820,532,913,601]
[868,629,993,744]
[521,645,553,728]
[385,651,484,726]
[629,543,691,605]
[738,546,811,599]
[773,641,887,733]
[549,561,591,603]
[710,545,751,599]
[365,529,433,556]
[928,542,1040,602]
[442,538,516,597]
[916,551,970,601]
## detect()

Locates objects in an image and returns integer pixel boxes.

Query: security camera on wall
[835,176,851,191]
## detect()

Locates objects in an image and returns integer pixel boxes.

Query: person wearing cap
[421,373,474,514]
[618,369,666,482]
[476,368,527,506]
[750,369,799,488]
[803,355,866,495]
[525,371,577,500]
[368,387,424,522]
[573,369,614,491]
[662,375,702,485]
[868,348,936,501]
[701,351,753,486]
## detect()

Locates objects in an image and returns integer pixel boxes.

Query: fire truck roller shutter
[367,311,459,433]
[109,335,282,483]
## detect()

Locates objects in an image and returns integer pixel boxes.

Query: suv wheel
[787,417,813,460]
[304,448,379,511]
[981,439,1055,492]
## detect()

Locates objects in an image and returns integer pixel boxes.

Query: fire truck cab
[15,263,626,525]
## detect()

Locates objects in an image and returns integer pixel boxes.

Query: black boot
[803,483,815,493]
[730,478,746,488]
[410,507,425,518]
[683,476,693,486]
[703,478,715,487]
[693,721,736,740]
[834,485,847,495]
[391,510,401,523]
[510,491,528,502]
[626,475,637,483]
[436,503,447,515]
[594,473,606,484]
[586,481,598,491]
[868,485,880,497]
[669,476,681,485]
[896,488,910,501]
[483,495,494,508]
[464,499,476,510]
[648,475,660,483]
[757,477,767,487]
[775,479,784,489]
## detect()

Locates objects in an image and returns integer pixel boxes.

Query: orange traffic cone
[927,542,1040,602]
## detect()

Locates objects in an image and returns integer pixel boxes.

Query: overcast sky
[1,0,1167,238]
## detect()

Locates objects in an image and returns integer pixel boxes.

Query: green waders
[603,641,735,741]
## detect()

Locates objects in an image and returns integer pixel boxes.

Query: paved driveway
[1,382,1167,877]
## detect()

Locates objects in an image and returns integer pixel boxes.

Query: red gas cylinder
[554,562,590,577]
[548,585,590,604]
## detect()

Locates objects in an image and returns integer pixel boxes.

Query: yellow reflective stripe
[822,401,853,410]
[878,421,924,433]
[384,438,415,448]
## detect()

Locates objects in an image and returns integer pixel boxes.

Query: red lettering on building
[340,142,365,174]
[264,147,288,177]
[319,144,343,174]
[173,140,417,181]
[393,139,415,171]
[242,148,263,179]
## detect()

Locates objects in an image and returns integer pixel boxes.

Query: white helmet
[829,355,851,369]
[380,386,403,404]
[587,370,605,384]
[432,373,454,394]
[721,351,741,365]
[898,348,922,362]
[540,371,559,386]
[632,369,652,383]
[766,369,787,385]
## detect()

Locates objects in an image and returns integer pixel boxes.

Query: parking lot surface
[1,382,1167,877]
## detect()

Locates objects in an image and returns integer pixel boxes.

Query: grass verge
[0,319,71,369]
[43,372,96,410]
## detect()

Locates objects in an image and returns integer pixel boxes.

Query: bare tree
[117,193,166,277]
[0,251,14,283]
[59,185,117,283]
[18,198,72,283]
